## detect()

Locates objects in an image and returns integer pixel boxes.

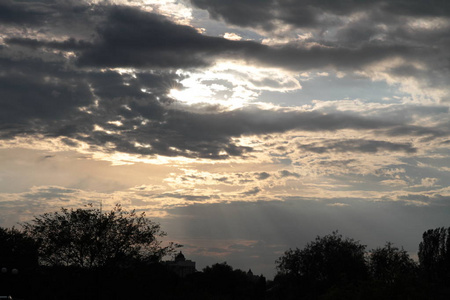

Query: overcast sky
[1,0,450,278]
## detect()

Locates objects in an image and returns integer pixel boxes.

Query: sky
[1,0,450,278]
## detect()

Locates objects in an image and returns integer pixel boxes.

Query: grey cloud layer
[3,1,449,76]
[5,4,412,71]
[0,0,50,25]
[1,2,449,159]
[190,0,450,29]
[192,0,450,102]
[299,139,417,154]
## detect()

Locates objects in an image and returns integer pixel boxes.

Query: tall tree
[418,227,450,282]
[23,204,179,268]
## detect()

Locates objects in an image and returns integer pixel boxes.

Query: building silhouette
[165,252,196,277]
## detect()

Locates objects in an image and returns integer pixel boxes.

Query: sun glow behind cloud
[169,61,302,109]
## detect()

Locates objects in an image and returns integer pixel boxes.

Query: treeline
[270,230,450,299]
[1,206,450,299]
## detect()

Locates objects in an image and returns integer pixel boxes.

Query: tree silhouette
[0,227,38,270]
[274,231,368,298]
[419,227,450,282]
[196,262,265,300]
[369,242,417,286]
[276,231,367,283]
[23,204,179,268]
[364,241,422,299]
[0,227,39,298]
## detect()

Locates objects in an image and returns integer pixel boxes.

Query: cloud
[157,193,215,202]
[421,178,439,187]
[1,51,435,160]
[75,7,261,69]
[190,0,450,103]
[21,186,78,201]
[298,139,417,154]
[241,187,261,196]
[6,37,92,51]
[255,172,271,180]
[5,3,448,112]
[1,2,450,161]
[395,193,450,206]
[0,0,51,25]
[5,5,416,72]
[190,0,450,30]
[0,57,94,138]
[278,170,300,178]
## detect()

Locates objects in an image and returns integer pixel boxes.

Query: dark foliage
[418,227,450,298]
[198,263,266,299]
[419,227,450,281]
[22,204,179,267]
[365,242,422,299]
[1,210,450,299]
[369,242,417,283]
[0,227,39,298]
[273,231,368,299]
[0,227,39,269]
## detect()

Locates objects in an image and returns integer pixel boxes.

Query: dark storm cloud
[0,56,93,139]
[5,5,412,72]
[115,108,410,159]
[3,1,449,85]
[298,139,417,154]
[190,0,450,30]
[258,43,409,72]
[384,124,448,139]
[80,105,409,159]
[0,0,51,25]
[190,0,353,30]
[0,0,100,40]
[3,5,259,69]
[190,0,450,96]
[0,52,446,158]
[6,37,92,51]
[76,6,263,69]
[0,47,179,144]
[384,0,450,17]
[1,3,449,159]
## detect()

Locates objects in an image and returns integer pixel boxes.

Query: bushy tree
[0,227,39,270]
[23,204,179,268]
[276,231,368,285]
[274,231,368,299]
[369,242,417,285]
